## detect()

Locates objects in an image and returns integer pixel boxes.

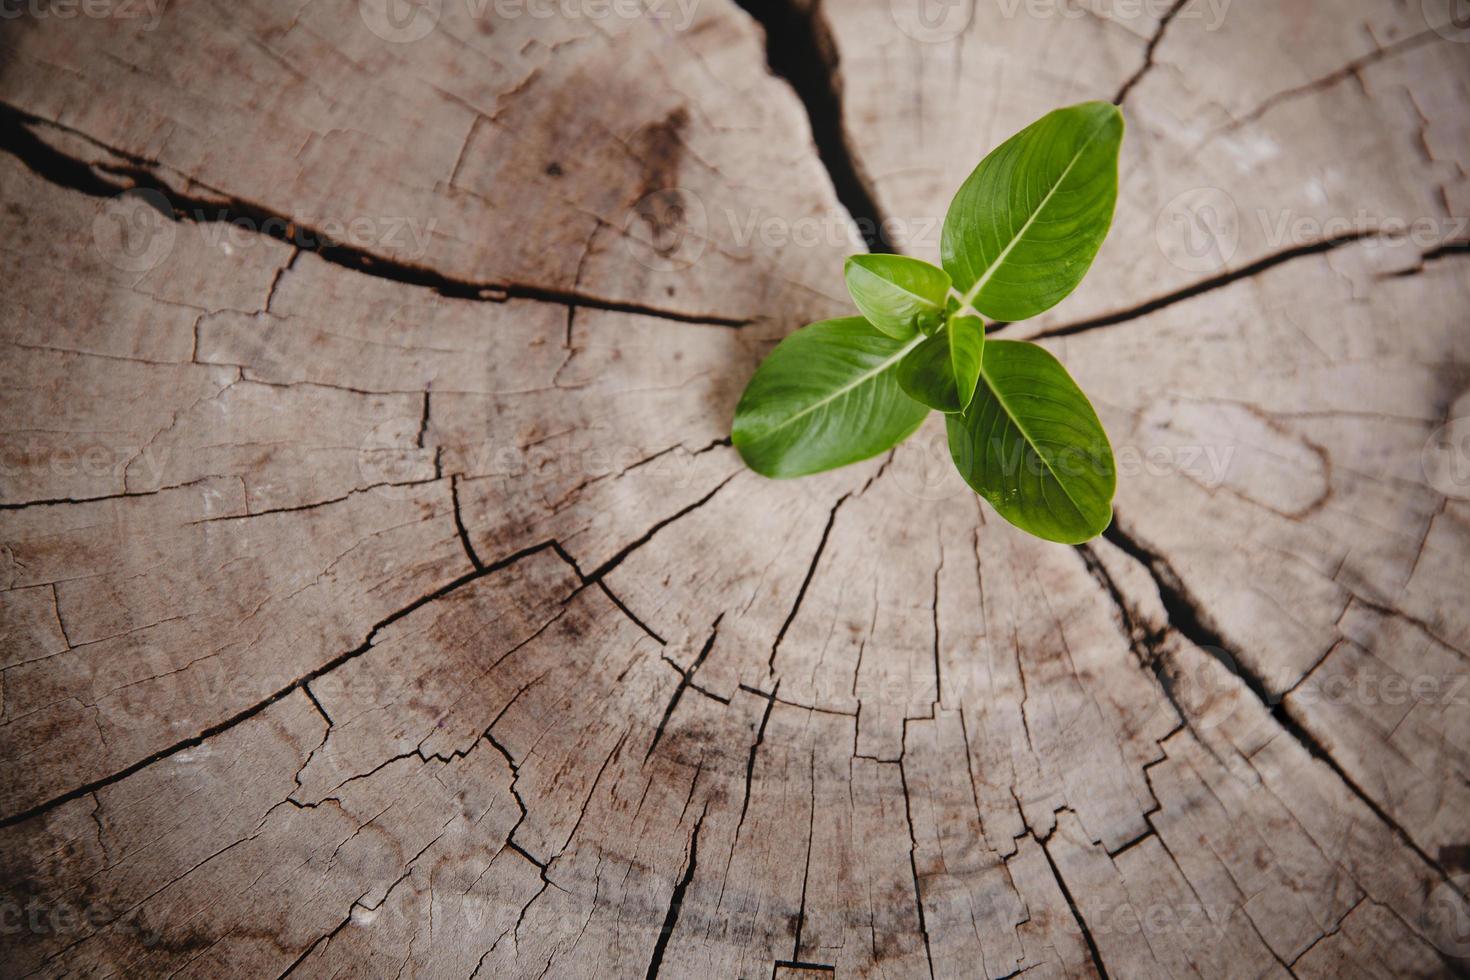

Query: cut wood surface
[1,0,1467,976]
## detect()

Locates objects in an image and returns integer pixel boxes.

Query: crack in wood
[450,475,485,571]
[897,722,937,979]
[1112,0,1188,105]
[644,803,708,979]
[770,492,851,673]
[736,681,780,841]
[1220,29,1442,133]
[1023,232,1385,340]
[4,9,1465,973]
[586,472,739,584]
[0,539,573,828]
[646,615,723,761]
[0,103,750,329]
[1387,238,1470,278]
[1101,520,1467,891]
[791,752,818,963]
[1034,830,1112,980]
[728,0,893,253]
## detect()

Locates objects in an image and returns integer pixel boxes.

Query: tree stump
[1,1,1468,976]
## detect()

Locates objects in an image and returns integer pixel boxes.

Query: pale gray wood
[0,1,1466,977]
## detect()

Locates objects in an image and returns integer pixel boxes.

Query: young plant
[732,102,1122,545]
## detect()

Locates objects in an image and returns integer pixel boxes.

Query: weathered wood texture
[1,0,1467,976]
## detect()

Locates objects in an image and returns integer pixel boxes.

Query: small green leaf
[843,254,952,340]
[948,315,985,411]
[943,102,1123,322]
[946,340,1114,544]
[896,315,986,414]
[733,316,929,479]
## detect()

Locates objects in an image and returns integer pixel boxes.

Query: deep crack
[645,616,723,761]
[729,0,892,253]
[0,103,749,328]
[0,539,574,828]
[1112,0,1187,105]
[644,804,707,979]
[1025,233,1382,340]
[1101,521,1464,890]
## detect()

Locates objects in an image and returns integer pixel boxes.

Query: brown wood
[1,0,1467,976]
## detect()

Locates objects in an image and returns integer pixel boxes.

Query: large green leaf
[896,315,985,414]
[843,254,951,339]
[946,340,1114,543]
[734,317,929,478]
[942,102,1122,322]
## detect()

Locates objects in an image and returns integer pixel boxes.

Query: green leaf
[843,254,952,340]
[896,315,986,414]
[942,102,1123,322]
[946,340,1114,544]
[733,316,929,478]
[948,315,985,411]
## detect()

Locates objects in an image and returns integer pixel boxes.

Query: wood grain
[0,0,1466,976]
